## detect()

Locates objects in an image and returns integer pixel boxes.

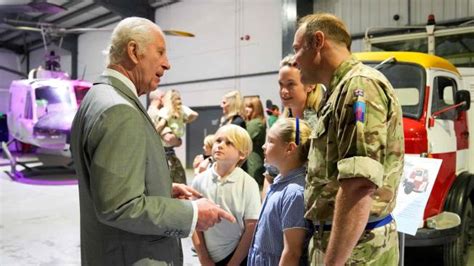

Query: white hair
[107,17,159,65]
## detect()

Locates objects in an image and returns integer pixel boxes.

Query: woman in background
[244,96,266,188]
[262,54,324,195]
[219,90,246,129]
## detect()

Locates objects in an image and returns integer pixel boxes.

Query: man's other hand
[172,183,202,199]
[195,198,236,231]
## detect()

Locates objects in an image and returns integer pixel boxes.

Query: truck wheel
[443,200,473,266]
[404,182,414,194]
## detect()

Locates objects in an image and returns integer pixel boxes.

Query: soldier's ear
[313,31,325,51]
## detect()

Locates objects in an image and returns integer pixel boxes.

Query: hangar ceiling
[0,0,179,54]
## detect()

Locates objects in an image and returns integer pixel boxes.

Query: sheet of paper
[392,155,442,235]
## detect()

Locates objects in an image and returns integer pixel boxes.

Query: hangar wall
[314,0,473,34]
[0,49,21,114]
[155,0,282,107]
[153,0,282,163]
[314,0,474,52]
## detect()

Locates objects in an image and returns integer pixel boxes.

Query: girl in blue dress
[248,117,311,265]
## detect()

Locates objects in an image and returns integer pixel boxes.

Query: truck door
[429,71,469,176]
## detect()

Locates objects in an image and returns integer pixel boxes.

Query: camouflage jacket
[305,56,405,223]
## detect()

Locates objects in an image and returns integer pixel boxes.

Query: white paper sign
[392,156,442,235]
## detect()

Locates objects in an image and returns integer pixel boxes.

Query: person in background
[192,124,261,266]
[266,104,280,128]
[147,89,165,128]
[279,54,323,128]
[219,90,246,129]
[248,118,312,266]
[70,17,234,265]
[261,54,324,196]
[243,96,266,188]
[293,13,404,265]
[154,89,198,184]
[193,134,215,175]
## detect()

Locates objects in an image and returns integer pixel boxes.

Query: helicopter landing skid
[1,142,77,185]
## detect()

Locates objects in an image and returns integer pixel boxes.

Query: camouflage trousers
[165,148,187,184]
[308,220,399,266]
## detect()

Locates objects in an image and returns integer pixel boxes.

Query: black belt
[314,214,393,231]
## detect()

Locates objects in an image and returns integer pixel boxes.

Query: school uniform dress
[247,167,310,265]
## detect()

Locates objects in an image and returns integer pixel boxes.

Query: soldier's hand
[195,198,236,231]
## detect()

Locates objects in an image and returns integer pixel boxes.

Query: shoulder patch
[354,101,366,123]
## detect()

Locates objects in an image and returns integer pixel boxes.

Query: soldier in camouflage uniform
[293,13,404,265]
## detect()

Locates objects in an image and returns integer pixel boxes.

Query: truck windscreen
[366,62,426,120]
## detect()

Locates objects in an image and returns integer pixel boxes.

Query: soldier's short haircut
[215,124,253,166]
[298,13,351,50]
[272,118,311,163]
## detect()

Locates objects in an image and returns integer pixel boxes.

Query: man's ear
[127,41,140,64]
[312,31,325,51]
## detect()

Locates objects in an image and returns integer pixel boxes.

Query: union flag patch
[354,88,364,97]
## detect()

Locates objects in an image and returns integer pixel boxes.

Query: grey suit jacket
[71,74,194,266]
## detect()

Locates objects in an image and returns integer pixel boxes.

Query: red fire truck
[356,18,473,265]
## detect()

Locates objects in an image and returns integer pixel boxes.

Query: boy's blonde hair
[272,118,311,162]
[215,124,252,166]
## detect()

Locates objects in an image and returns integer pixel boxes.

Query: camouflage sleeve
[336,76,389,188]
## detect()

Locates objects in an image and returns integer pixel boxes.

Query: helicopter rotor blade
[163,30,195,37]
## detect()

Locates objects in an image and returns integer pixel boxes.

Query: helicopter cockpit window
[35,86,73,105]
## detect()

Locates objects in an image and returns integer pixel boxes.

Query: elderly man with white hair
[71,17,235,266]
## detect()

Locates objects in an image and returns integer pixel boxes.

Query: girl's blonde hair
[223,90,245,119]
[203,134,215,149]
[243,96,265,123]
[272,118,311,162]
[163,89,182,118]
[279,54,324,117]
[215,124,252,166]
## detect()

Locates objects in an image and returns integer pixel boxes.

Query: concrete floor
[0,159,199,266]
[0,156,473,265]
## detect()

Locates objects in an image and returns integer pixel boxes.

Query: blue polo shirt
[248,166,310,265]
